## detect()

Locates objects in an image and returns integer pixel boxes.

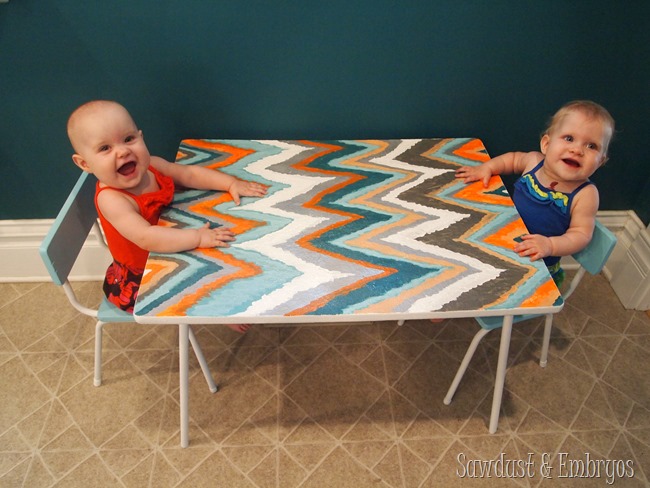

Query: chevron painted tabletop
[133,138,563,324]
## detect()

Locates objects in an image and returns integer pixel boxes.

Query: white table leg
[94,321,103,387]
[489,315,513,434]
[539,313,553,368]
[188,328,218,393]
[444,328,491,405]
[179,323,190,448]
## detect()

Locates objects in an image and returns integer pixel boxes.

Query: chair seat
[98,298,136,323]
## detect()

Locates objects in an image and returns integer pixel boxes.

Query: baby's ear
[72,154,92,173]
[539,134,550,154]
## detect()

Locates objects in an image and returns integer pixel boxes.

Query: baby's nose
[570,143,584,154]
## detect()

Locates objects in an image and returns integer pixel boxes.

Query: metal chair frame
[443,220,617,431]
[39,172,217,447]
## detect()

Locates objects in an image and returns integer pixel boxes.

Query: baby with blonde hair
[456,100,615,286]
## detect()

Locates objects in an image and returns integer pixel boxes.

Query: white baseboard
[600,211,650,310]
[1,211,647,310]
[0,219,111,282]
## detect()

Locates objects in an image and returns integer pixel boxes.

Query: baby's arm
[98,190,236,253]
[151,157,267,205]
[456,151,542,187]
[514,185,599,261]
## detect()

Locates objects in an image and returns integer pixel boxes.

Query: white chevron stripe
[384,224,502,311]
[234,141,352,314]
[369,140,502,311]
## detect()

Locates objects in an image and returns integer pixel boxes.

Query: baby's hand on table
[228,180,268,205]
[196,223,236,248]
[455,165,492,187]
[514,234,553,261]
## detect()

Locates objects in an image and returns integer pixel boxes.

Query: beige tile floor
[1,274,649,487]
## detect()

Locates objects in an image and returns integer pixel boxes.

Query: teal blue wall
[2,1,649,223]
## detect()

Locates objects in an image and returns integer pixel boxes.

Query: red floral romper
[95,166,175,312]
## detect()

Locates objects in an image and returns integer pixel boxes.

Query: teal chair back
[39,172,98,286]
[573,220,617,275]
[39,172,132,322]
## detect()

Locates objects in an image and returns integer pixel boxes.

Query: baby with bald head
[67,100,267,332]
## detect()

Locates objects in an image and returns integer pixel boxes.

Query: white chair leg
[179,323,190,448]
[539,314,553,368]
[489,315,514,434]
[94,321,104,387]
[444,327,491,405]
[188,327,218,393]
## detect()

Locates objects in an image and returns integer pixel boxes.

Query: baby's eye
[586,142,599,150]
[99,145,110,152]
[125,135,135,143]
[563,135,574,142]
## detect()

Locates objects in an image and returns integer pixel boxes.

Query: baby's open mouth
[562,158,580,168]
[118,161,137,175]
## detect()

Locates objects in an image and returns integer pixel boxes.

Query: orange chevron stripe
[179,139,255,169]
[453,138,490,163]
[342,157,465,283]
[483,217,529,250]
[476,213,539,307]
[176,140,264,233]
[291,139,468,315]
[454,179,514,206]
[161,140,347,317]
[294,141,368,247]
[176,149,190,161]
[292,140,472,314]
[343,150,431,263]
[158,140,264,316]
[451,212,540,310]
[187,194,264,235]
[459,217,551,310]
[139,259,177,291]
[156,218,174,227]
[520,278,559,307]
[158,247,262,317]
[294,141,367,255]
[288,140,397,314]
